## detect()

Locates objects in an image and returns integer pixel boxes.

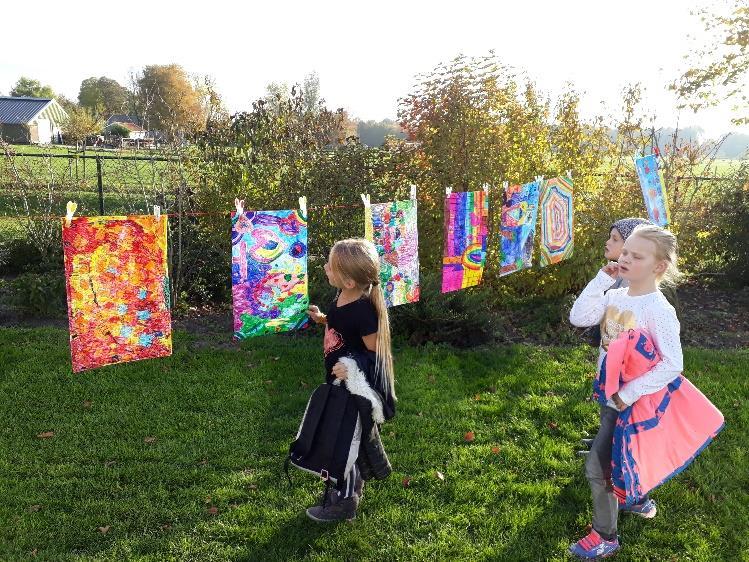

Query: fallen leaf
[300,380,309,389]
[31,549,38,557]
[427,375,436,384]
[464,431,475,442]
[98,525,110,534]
[248,484,258,490]
[28,504,42,513]
[204,496,212,504]
[242,468,253,476]
[36,431,55,439]
[104,460,116,468]
[144,436,157,444]
[82,400,92,409]
[389,431,396,438]
[548,422,558,430]
[491,446,501,455]
[197,458,208,466]
[487,386,497,394]
[207,506,218,515]
[474,394,481,401]
[435,471,445,481]
[402,476,411,488]
[272,356,280,361]
[417,411,423,417]
[264,380,273,385]
[160,523,172,531]
[584,523,592,533]
[229,503,239,509]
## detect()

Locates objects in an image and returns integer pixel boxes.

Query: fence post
[96,156,104,215]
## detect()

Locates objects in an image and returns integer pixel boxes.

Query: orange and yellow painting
[62,215,172,372]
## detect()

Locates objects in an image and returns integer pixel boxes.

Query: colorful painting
[634,154,670,226]
[499,180,542,276]
[441,190,489,292]
[539,176,574,267]
[370,199,420,306]
[231,209,309,339]
[62,215,172,373]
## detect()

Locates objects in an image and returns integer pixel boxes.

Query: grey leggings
[585,405,649,540]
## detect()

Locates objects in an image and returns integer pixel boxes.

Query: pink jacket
[605,329,724,505]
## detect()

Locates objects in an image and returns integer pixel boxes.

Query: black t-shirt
[323,296,379,382]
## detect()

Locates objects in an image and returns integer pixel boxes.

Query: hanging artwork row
[59,171,607,371]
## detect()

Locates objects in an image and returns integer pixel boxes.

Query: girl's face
[324,251,355,290]
[617,235,666,283]
[604,228,625,261]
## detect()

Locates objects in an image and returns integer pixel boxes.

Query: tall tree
[78,77,128,118]
[672,1,749,123]
[134,64,206,139]
[10,77,55,98]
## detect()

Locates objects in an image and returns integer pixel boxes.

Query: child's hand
[601,261,620,279]
[308,305,326,324]
[611,392,627,411]
[331,361,348,381]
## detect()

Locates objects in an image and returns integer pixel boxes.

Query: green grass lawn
[1,327,746,561]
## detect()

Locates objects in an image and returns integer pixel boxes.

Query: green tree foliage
[10,77,54,98]
[78,76,128,118]
[134,64,207,139]
[672,1,749,123]
[62,107,104,143]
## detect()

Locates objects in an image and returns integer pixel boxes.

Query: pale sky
[1,0,744,138]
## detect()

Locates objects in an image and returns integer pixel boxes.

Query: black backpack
[285,381,360,486]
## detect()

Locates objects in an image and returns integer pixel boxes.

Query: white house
[0,97,68,144]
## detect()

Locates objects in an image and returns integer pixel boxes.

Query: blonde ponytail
[368,282,396,399]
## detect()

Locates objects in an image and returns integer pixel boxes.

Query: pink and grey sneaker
[568,528,620,559]
[619,498,657,518]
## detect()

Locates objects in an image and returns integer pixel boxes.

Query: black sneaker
[313,487,341,508]
[306,495,359,523]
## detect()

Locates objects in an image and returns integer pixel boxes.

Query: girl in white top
[567,224,683,559]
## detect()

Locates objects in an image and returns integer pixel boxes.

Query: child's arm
[308,305,326,324]
[616,303,683,406]
[569,264,618,327]
[362,333,377,352]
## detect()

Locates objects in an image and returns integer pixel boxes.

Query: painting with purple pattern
[231,209,309,339]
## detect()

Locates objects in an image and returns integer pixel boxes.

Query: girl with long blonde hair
[305,238,396,522]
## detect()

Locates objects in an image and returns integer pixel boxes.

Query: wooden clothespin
[566,169,572,180]
[535,175,544,185]
[446,186,453,198]
[153,205,161,222]
[361,193,373,241]
[234,197,245,216]
[410,184,417,201]
[502,181,509,191]
[482,183,490,194]
[298,196,307,218]
[65,201,77,227]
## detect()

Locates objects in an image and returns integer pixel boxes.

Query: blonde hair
[629,224,681,286]
[329,238,395,399]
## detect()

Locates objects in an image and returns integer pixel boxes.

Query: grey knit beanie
[611,217,652,240]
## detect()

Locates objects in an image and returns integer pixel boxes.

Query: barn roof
[0,97,54,124]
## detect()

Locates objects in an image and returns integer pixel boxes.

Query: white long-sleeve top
[570,270,683,407]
